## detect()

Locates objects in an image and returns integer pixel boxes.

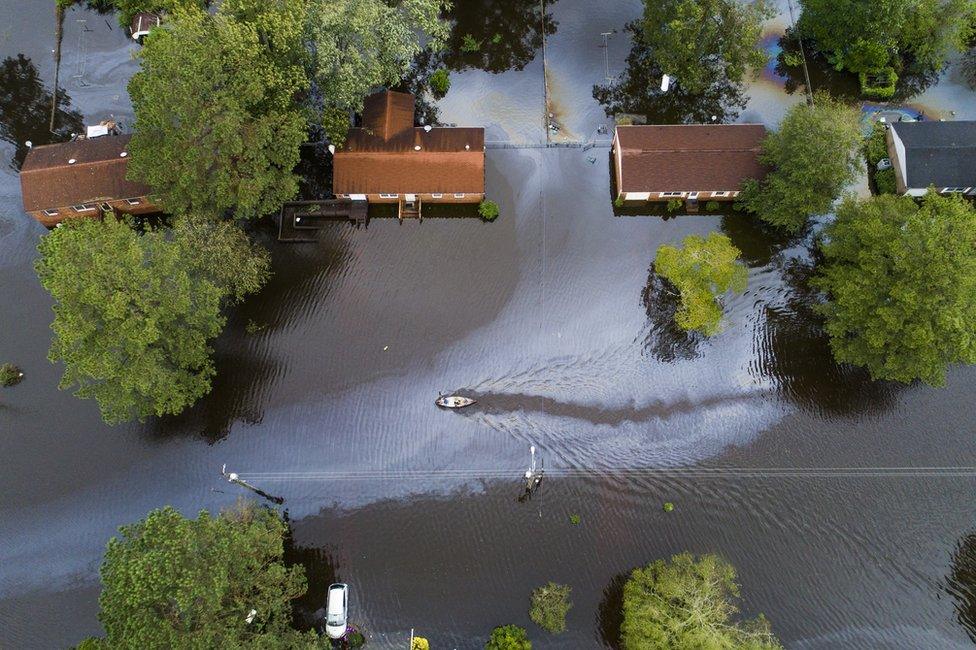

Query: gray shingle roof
[891,121,976,189]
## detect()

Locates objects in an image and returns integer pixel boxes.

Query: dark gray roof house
[885,121,976,196]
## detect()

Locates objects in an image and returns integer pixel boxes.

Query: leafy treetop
[621,553,782,650]
[655,232,747,336]
[797,0,975,76]
[815,192,976,386]
[640,0,775,95]
[127,2,308,219]
[82,502,320,649]
[738,94,864,233]
[35,217,268,424]
[310,0,449,144]
[485,624,532,650]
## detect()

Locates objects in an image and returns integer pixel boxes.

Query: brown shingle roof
[20,135,151,211]
[334,90,485,195]
[616,124,768,193]
[361,90,415,141]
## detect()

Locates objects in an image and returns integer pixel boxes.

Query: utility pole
[786,0,814,105]
[600,32,613,84]
[221,465,285,504]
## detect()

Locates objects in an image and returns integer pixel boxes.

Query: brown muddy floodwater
[4,1,976,648]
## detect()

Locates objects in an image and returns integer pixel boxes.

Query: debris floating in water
[663,502,675,513]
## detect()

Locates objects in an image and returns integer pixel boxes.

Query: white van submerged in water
[325,583,349,639]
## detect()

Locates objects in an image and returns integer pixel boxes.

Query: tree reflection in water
[283,527,341,631]
[947,531,976,643]
[774,29,941,102]
[0,54,84,170]
[641,263,704,363]
[593,23,748,125]
[440,0,557,74]
[750,255,899,416]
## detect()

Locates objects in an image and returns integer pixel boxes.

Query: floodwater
[3,1,976,648]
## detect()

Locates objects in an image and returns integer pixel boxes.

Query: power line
[235,466,976,482]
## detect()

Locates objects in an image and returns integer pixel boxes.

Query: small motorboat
[436,394,477,409]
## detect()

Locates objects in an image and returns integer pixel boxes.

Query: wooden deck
[277,199,368,241]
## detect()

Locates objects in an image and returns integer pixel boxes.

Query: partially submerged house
[130,12,161,41]
[612,124,768,210]
[20,134,157,227]
[886,121,976,196]
[333,90,485,219]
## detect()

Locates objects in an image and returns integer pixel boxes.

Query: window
[431,193,443,199]
[943,187,971,193]
[125,198,142,206]
[72,204,95,213]
[43,209,59,217]
[453,193,466,199]
[379,193,399,199]
[712,191,729,197]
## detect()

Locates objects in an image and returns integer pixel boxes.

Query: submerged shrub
[0,363,23,387]
[705,201,720,211]
[666,199,683,213]
[485,625,531,649]
[429,68,451,97]
[479,200,500,221]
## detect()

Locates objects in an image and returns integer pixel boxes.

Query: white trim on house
[431,193,443,199]
[889,127,909,190]
[378,193,399,198]
[43,208,59,217]
[712,191,729,197]
[125,198,142,205]
[660,192,685,197]
[624,192,650,201]
[453,193,466,198]
[72,204,95,213]
[942,187,972,193]
[349,194,367,201]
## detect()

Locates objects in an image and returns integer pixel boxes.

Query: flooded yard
[3,1,976,648]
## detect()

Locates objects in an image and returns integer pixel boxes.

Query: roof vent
[25,140,32,149]
[414,145,422,151]
[465,144,470,150]
[68,158,76,164]
[120,151,128,157]
[423,125,432,132]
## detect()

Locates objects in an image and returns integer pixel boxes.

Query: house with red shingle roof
[20,134,158,227]
[333,90,485,219]
[612,124,768,211]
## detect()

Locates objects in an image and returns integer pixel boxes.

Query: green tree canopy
[485,625,531,650]
[127,2,308,219]
[738,94,863,232]
[655,232,747,336]
[814,192,976,386]
[640,0,775,94]
[621,553,781,650]
[308,0,448,143]
[35,217,269,424]
[529,582,572,634]
[86,502,320,649]
[797,0,975,76]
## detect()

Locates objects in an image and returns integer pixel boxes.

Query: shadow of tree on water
[146,223,353,443]
[0,54,84,170]
[283,528,342,631]
[946,531,976,644]
[593,23,748,125]
[641,263,704,363]
[752,257,900,416]
[597,572,628,649]
[440,0,558,74]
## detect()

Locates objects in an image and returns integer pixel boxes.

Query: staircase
[398,196,422,221]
